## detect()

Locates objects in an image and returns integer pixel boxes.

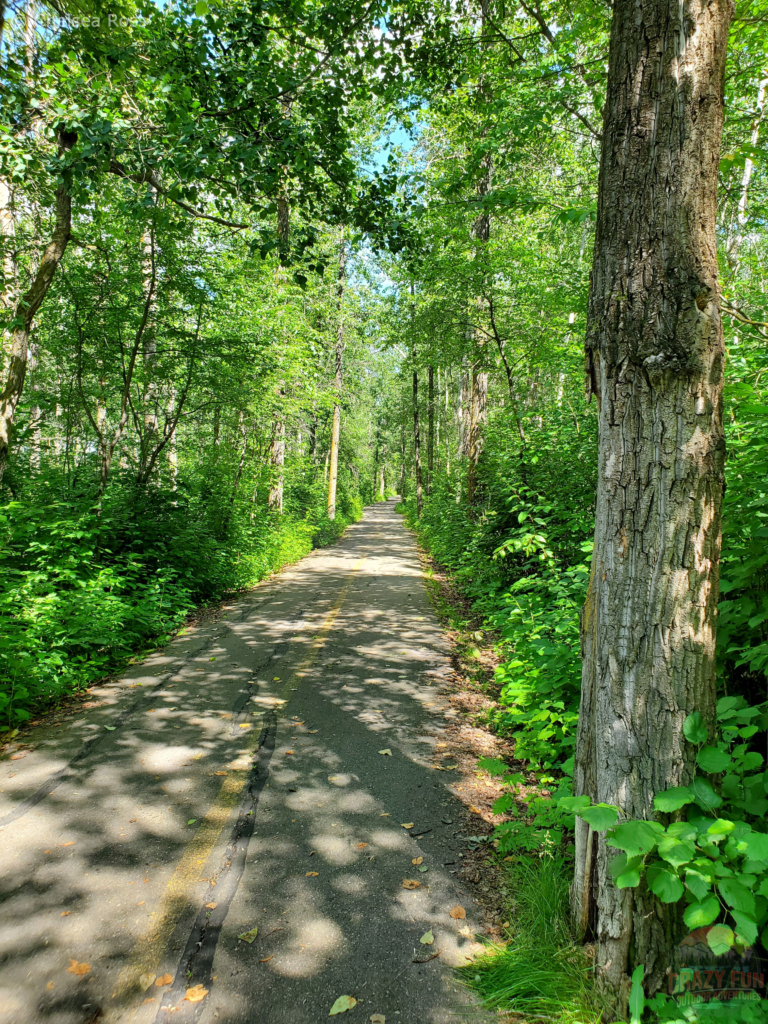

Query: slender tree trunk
[0,179,71,480]
[399,419,406,498]
[573,0,732,1015]
[327,227,346,520]
[467,367,487,504]
[427,364,434,495]
[268,417,285,513]
[412,364,423,517]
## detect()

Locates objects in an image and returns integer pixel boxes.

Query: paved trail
[0,501,492,1024]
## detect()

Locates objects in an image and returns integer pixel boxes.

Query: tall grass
[461,855,602,1023]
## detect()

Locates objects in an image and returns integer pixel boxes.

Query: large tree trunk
[327,228,346,521]
[573,0,732,1015]
[0,180,71,480]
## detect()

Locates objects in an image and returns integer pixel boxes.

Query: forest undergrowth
[0,479,362,731]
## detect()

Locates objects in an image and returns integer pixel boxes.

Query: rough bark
[573,0,732,1014]
[327,228,346,521]
[0,179,71,480]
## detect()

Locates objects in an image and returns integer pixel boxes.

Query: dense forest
[2,0,768,1020]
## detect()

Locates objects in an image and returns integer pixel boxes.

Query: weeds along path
[0,500,493,1024]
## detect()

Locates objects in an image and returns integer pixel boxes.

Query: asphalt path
[0,500,492,1024]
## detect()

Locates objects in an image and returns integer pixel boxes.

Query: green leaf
[683,897,721,928]
[706,924,734,956]
[690,777,723,812]
[697,746,733,774]
[718,878,756,914]
[559,795,590,813]
[628,965,644,1024]
[647,864,684,903]
[683,712,708,745]
[578,803,619,831]
[195,1,209,14]
[610,854,642,888]
[707,819,735,839]
[330,995,357,1015]
[732,910,759,946]
[653,787,695,812]
[237,926,258,943]
[739,832,768,861]
[658,837,696,868]
[684,868,712,901]
[606,820,664,857]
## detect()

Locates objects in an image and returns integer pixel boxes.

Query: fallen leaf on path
[259,956,273,962]
[308,729,318,733]
[155,974,173,987]
[449,905,466,920]
[420,930,434,945]
[46,982,54,990]
[370,1016,386,1024]
[378,749,392,756]
[67,960,90,976]
[380,813,390,817]
[412,949,441,964]
[356,843,369,849]
[206,902,217,909]
[443,765,457,770]
[129,818,137,823]
[401,823,414,829]
[272,676,281,681]
[329,995,357,1015]
[184,984,208,1002]
[187,819,197,825]
[139,973,156,992]
[60,841,75,847]
[306,871,319,877]
[104,726,116,731]
[215,771,227,776]
[469,805,482,814]
[412,857,423,866]
[436,743,447,749]
[239,723,252,729]
[142,998,156,1005]
[402,879,421,890]
[285,750,294,755]
[419,866,428,873]
[237,926,259,943]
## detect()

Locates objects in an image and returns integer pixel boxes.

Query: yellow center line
[116,552,367,999]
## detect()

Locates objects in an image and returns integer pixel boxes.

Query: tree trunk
[573,0,732,1015]
[0,180,71,480]
[467,367,487,504]
[327,227,346,521]
[427,364,434,494]
[268,417,285,513]
[412,364,423,517]
[399,419,406,498]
